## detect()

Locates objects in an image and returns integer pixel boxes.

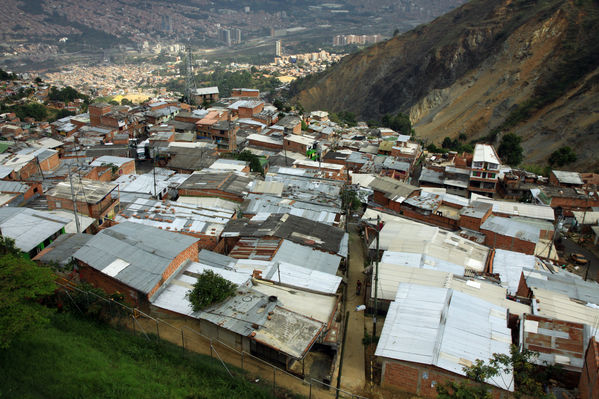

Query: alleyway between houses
[339,226,367,393]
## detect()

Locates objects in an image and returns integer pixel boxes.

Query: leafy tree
[381,112,413,136]
[48,86,87,103]
[341,188,361,211]
[0,249,56,348]
[186,270,237,311]
[234,150,264,175]
[548,146,577,167]
[15,103,47,121]
[121,98,133,106]
[497,133,523,166]
[458,133,468,141]
[437,345,556,399]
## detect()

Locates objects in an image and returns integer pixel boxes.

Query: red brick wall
[516,272,532,299]
[13,160,38,180]
[284,139,308,154]
[373,191,390,207]
[39,152,60,171]
[481,229,536,255]
[47,194,117,219]
[78,263,144,307]
[580,337,599,399]
[382,359,507,398]
[400,207,459,230]
[248,139,282,150]
[459,215,484,231]
[147,241,198,298]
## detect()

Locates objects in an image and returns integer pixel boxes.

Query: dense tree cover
[0,68,17,81]
[548,146,577,167]
[186,270,237,312]
[52,109,76,121]
[381,112,413,136]
[329,111,357,127]
[11,102,47,121]
[497,133,523,166]
[48,86,88,103]
[0,238,56,349]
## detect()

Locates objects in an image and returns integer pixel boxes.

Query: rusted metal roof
[521,314,588,372]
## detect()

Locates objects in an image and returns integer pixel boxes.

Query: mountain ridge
[292,0,599,170]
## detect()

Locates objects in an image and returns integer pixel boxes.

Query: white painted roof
[473,144,501,165]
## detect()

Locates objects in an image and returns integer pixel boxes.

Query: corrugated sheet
[375,284,514,392]
[74,222,199,294]
[264,261,342,294]
[521,314,587,371]
[272,239,342,275]
[492,249,539,295]
[370,216,489,272]
[0,207,69,252]
[480,216,541,243]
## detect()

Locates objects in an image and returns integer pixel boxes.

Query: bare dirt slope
[293,0,599,170]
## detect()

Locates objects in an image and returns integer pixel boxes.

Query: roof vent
[268,295,277,302]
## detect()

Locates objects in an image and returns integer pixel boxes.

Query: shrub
[187,271,237,312]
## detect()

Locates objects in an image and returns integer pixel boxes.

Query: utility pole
[153,148,157,198]
[68,168,81,233]
[372,214,380,338]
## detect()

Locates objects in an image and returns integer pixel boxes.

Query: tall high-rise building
[275,40,281,57]
[221,29,232,46]
[233,28,242,44]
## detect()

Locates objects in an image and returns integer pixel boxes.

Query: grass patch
[0,313,277,399]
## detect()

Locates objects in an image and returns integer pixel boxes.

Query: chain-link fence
[55,281,368,399]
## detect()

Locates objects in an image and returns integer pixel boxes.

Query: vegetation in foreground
[0,312,277,399]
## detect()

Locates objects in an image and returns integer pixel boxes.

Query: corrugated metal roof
[243,193,340,225]
[35,233,94,266]
[229,237,282,260]
[0,207,69,252]
[73,222,199,295]
[524,268,599,305]
[552,170,583,185]
[470,194,555,221]
[272,239,341,275]
[492,249,539,295]
[375,284,514,391]
[198,249,237,270]
[90,156,134,167]
[369,216,489,272]
[480,216,541,243]
[521,314,588,372]
[0,180,28,193]
[116,198,234,237]
[532,287,599,338]
[264,261,342,294]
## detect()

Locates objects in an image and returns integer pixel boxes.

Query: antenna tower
[184,45,197,105]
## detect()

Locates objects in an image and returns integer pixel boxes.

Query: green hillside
[0,313,278,399]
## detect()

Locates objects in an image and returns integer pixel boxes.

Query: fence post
[241,351,244,370]
[181,330,185,351]
[210,340,213,358]
[155,320,160,339]
[132,315,136,336]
